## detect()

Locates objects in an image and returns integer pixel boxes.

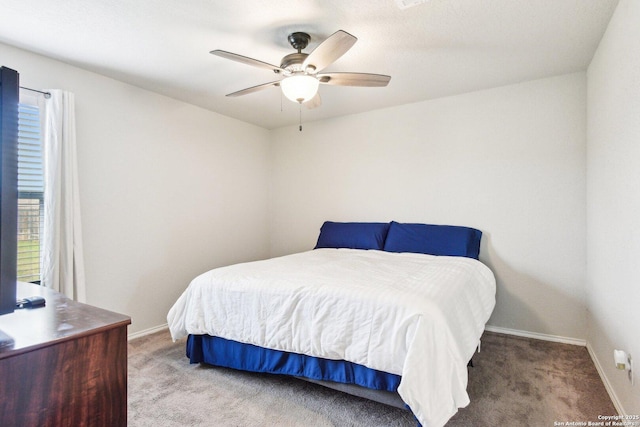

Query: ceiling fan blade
[304,92,322,109]
[302,30,357,73]
[317,72,391,87]
[226,81,280,97]
[211,50,284,73]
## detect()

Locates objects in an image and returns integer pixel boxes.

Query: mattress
[168,248,496,427]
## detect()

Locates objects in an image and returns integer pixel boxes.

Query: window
[17,101,44,283]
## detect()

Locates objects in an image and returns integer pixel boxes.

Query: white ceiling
[0,0,619,129]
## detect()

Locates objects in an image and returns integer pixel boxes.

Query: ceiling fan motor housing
[280,53,308,71]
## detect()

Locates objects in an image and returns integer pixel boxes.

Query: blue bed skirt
[186,334,402,392]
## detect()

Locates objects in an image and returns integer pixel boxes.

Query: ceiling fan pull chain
[299,103,303,131]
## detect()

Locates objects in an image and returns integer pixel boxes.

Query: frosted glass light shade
[280,75,319,103]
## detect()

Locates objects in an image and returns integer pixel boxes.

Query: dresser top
[0,282,130,359]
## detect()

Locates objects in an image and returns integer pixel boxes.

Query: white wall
[586,0,640,415]
[1,42,271,335]
[270,73,587,340]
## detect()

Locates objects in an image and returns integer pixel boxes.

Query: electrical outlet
[614,350,634,385]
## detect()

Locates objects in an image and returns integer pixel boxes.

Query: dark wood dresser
[0,282,131,427]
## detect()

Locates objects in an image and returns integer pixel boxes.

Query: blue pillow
[383,221,482,259]
[315,222,390,250]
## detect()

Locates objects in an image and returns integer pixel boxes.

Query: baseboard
[484,325,587,347]
[586,342,625,416]
[128,323,168,341]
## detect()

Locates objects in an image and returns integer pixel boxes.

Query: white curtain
[39,90,86,302]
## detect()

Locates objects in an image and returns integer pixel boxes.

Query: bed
[168,221,496,427]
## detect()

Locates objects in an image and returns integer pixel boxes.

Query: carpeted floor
[128,330,616,426]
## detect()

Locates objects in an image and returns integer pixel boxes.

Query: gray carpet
[128,330,616,426]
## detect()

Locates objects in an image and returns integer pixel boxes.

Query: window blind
[17,103,44,283]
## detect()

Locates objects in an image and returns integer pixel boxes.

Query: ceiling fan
[210,30,391,109]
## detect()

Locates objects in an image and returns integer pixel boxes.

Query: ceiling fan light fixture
[280,75,319,104]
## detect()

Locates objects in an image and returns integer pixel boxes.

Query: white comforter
[168,249,496,427]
